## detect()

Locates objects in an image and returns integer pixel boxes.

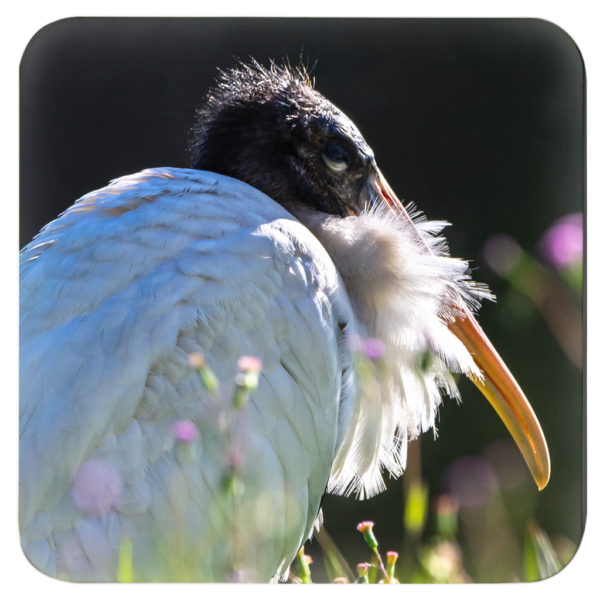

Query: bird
[19,60,550,583]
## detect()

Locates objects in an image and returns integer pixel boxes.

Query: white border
[4,2,596,598]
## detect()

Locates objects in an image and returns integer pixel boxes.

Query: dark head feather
[190,60,376,216]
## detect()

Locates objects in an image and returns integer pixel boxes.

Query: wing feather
[20,168,358,581]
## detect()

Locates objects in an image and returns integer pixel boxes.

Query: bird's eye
[322,143,350,172]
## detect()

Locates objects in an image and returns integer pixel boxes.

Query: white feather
[298,203,492,498]
[20,169,358,581]
[20,166,492,580]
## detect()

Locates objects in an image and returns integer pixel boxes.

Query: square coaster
[20,17,584,583]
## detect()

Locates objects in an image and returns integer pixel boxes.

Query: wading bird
[19,61,550,582]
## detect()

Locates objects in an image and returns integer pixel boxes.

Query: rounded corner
[20,17,84,72]
[532,524,586,584]
[526,17,586,76]
[554,525,587,580]
[19,536,70,584]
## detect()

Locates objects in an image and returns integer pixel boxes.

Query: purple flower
[363,338,386,361]
[226,570,249,583]
[70,459,122,516]
[539,213,583,267]
[482,234,522,275]
[443,456,499,508]
[347,335,387,360]
[225,447,245,470]
[172,420,199,443]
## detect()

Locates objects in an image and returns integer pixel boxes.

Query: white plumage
[20,166,488,581]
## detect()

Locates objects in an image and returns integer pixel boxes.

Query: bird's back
[19,168,357,581]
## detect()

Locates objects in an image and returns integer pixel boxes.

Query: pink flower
[539,213,583,267]
[237,356,263,373]
[70,459,122,516]
[172,420,199,443]
[432,495,459,517]
[357,520,374,533]
[357,520,378,550]
[187,352,205,368]
[347,334,365,353]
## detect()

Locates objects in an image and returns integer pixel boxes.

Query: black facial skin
[189,62,378,217]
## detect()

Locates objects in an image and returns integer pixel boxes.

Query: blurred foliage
[295,444,576,584]
[483,214,583,371]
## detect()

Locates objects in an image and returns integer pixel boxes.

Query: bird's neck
[292,207,421,337]
[291,205,491,499]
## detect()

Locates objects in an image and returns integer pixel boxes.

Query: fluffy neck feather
[294,205,493,498]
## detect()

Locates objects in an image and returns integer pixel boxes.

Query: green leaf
[117,538,134,583]
[524,521,562,581]
[405,481,428,536]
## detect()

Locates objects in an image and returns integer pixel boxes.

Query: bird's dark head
[190,61,378,217]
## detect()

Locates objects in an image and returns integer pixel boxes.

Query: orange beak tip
[450,315,551,492]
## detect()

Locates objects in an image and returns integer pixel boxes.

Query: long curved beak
[371,168,551,491]
[448,312,550,490]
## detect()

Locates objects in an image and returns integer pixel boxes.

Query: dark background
[20,18,584,579]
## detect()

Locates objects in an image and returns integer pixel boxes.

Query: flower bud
[386,551,399,583]
[356,562,370,584]
[237,355,262,373]
[357,521,378,550]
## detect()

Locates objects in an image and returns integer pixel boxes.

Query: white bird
[19,62,550,583]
